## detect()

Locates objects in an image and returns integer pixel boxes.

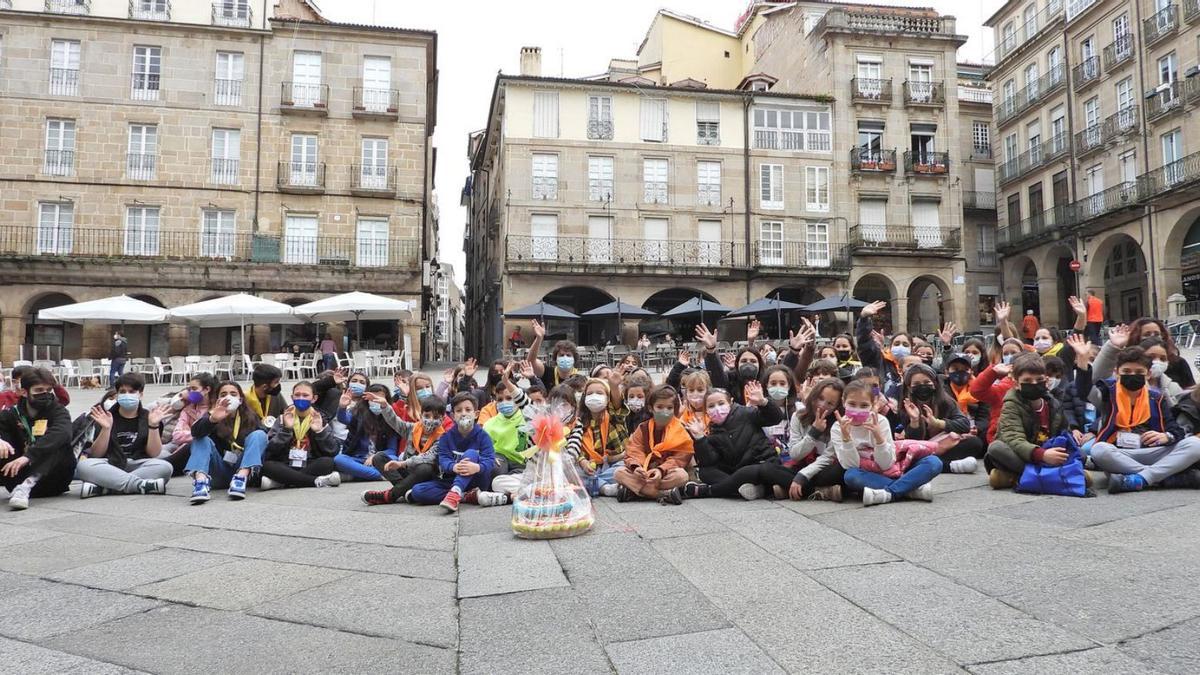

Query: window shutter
[859,199,887,243]
[641,98,666,142]
[911,200,942,247]
[533,92,559,138]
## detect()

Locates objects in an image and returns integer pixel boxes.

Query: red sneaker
[439,488,462,513]
[462,488,480,505]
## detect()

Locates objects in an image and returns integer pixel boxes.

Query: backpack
[1016,432,1091,498]
[69,413,97,460]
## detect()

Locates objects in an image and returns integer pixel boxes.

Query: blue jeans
[844,455,942,497]
[585,460,624,496]
[409,449,492,504]
[108,359,126,387]
[185,431,267,489]
[333,452,386,481]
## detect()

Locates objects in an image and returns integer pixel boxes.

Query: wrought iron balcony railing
[1074,181,1140,224]
[997,204,1072,253]
[849,224,961,254]
[49,67,79,96]
[47,0,90,14]
[212,0,251,27]
[1102,34,1134,71]
[214,78,242,106]
[1075,106,1139,156]
[131,73,160,101]
[998,133,1070,185]
[506,235,746,271]
[353,86,399,117]
[1137,150,1200,200]
[850,148,897,173]
[127,153,156,180]
[904,81,943,106]
[351,164,397,194]
[1186,0,1200,23]
[963,191,996,210]
[210,158,239,185]
[1072,56,1100,91]
[43,149,74,177]
[996,64,1066,127]
[1146,78,1200,121]
[903,151,949,176]
[851,78,892,104]
[277,161,326,192]
[129,0,169,21]
[989,0,1064,65]
[587,119,614,141]
[281,81,329,111]
[755,240,852,271]
[1144,5,1179,47]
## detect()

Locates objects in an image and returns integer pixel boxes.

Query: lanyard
[294,412,313,449]
[16,408,34,445]
[230,413,243,451]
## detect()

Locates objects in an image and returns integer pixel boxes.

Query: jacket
[900,395,971,441]
[191,410,259,455]
[171,403,209,446]
[1172,395,1200,436]
[94,408,155,469]
[436,424,496,487]
[1050,368,1092,432]
[312,374,343,421]
[623,417,694,473]
[968,364,1015,444]
[265,413,338,461]
[692,402,784,473]
[339,412,400,461]
[1090,377,1183,444]
[0,398,73,466]
[856,316,899,385]
[996,387,1068,464]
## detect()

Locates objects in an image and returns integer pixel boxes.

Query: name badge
[288,448,307,467]
[32,420,48,437]
[223,450,240,465]
[1116,431,1141,449]
[261,416,276,430]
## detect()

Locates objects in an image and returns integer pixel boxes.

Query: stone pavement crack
[961,644,1106,668]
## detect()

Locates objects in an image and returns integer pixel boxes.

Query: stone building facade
[0,0,438,362]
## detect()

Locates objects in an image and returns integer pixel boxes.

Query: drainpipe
[1130,0,1159,313]
[743,93,752,305]
[252,14,266,233]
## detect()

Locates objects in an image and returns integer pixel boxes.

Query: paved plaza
[0,382,1197,673]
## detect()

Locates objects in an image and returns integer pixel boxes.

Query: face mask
[652,409,674,425]
[225,396,242,412]
[186,390,205,405]
[738,363,759,380]
[871,386,882,398]
[1019,382,1046,400]
[422,418,441,432]
[891,345,911,360]
[920,356,934,365]
[457,414,476,431]
[293,399,312,412]
[948,371,970,386]
[835,349,852,362]
[30,392,56,412]
[968,354,981,367]
[268,384,282,396]
[767,386,789,401]
[708,404,731,424]
[1033,338,1053,353]
[625,398,645,412]
[1119,373,1146,391]
[557,355,575,370]
[368,402,383,415]
[116,393,141,411]
[349,382,367,396]
[103,397,117,411]
[416,387,433,400]
[843,407,871,425]
[584,393,608,413]
[1151,360,1168,377]
[497,401,516,417]
[686,392,705,407]
[910,384,936,402]
[170,394,187,411]
[1046,377,1061,391]
[1002,354,1015,365]
[764,352,777,365]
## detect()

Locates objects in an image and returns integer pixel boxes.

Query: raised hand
[683,419,705,439]
[721,353,735,371]
[1068,295,1086,316]
[147,403,171,427]
[531,319,546,339]
[939,322,958,346]
[1065,333,1091,369]
[210,397,231,423]
[309,413,325,433]
[332,369,349,386]
[903,399,922,424]
[871,330,885,348]
[282,406,296,429]
[442,368,455,384]
[339,391,353,409]
[694,324,717,351]
[993,362,1012,378]
[463,357,478,377]
[861,301,887,318]
[812,411,829,433]
[362,391,384,403]
[520,360,535,378]
[747,320,761,343]
[994,300,1011,324]
[745,380,766,406]
[89,405,113,430]
[677,350,691,367]
[1108,323,1130,348]
[833,410,852,442]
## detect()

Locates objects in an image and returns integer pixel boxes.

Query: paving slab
[0,570,47,595]
[0,636,145,674]
[550,532,669,582]
[0,582,161,641]
[601,500,728,540]
[250,571,458,648]
[132,558,351,610]
[606,628,785,675]
[811,561,1095,664]
[47,547,235,591]
[990,489,1200,529]
[707,506,899,570]
[1059,502,1200,552]
[0,533,153,575]
[968,647,1160,674]
[0,522,66,545]
[457,531,569,598]
[34,513,203,544]
[44,604,454,674]
[1118,615,1200,674]
[460,587,612,675]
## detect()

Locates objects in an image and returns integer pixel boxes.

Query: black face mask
[267,383,282,396]
[921,356,934,366]
[738,364,759,380]
[947,371,970,386]
[28,392,55,413]
[1019,382,1047,400]
[1119,373,1146,391]
[910,383,936,401]
[835,349,852,362]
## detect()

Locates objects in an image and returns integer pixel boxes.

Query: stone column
[168,323,190,356]
[1037,276,1061,328]
[0,315,24,364]
[891,296,907,337]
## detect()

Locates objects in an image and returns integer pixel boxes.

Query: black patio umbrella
[504,301,580,322]
[582,298,657,346]
[661,297,733,327]
[803,293,871,334]
[726,295,807,337]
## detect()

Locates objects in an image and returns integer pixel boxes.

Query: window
[1085,163,1104,197]
[1007,193,1022,227]
[759,221,783,266]
[856,57,883,99]
[908,62,933,102]
[49,40,80,96]
[133,0,169,20]
[37,202,73,255]
[1047,46,1063,83]
[530,213,558,261]
[1115,78,1135,129]
[1028,182,1044,220]
[132,45,162,100]
[291,51,322,107]
[1023,3,1038,39]
[857,121,885,162]
[588,156,613,201]
[759,164,783,210]
[640,98,668,142]
[1001,22,1016,53]
[586,215,612,263]
[753,106,830,151]
[1026,120,1041,164]
[972,121,990,153]
[126,124,157,179]
[806,221,830,267]
[201,209,236,258]
[859,198,887,243]
[1119,150,1136,184]
[356,217,389,267]
[587,95,613,140]
[805,166,829,212]
[284,214,318,264]
[360,138,389,189]
[1001,80,1016,115]
[215,51,244,106]
[698,219,722,265]
[1162,128,1183,184]
[1004,133,1019,163]
[533,91,559,138]
[361,56,392,113]
[211,128,240,184]
[289,134,319,186]
[1024,62,1040,100]
[44,118,75,176]
[977,224,997,266]
[531,153,558,200]
[124,206,160,256]
[214,0,251,25]
[697,160,721,206]
[696,100,719,145]
[1050,105,1067,152]
[911,200,943,247]
[910,123,936,163]
[1158,52,1179,107]
[643,158,668,203]
[1084,98,1100,147]
[644,217,669,263]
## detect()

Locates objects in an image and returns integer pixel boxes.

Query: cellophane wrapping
[511,404,594,540]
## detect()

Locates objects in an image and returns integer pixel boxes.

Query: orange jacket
[624,417,694,473]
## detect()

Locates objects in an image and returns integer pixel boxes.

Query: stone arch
[542,286,616,348]
[1089,232,1148,323]
[125,294,170,358]
[853,273,898,334]
[22,291,81,360]
[639,288,720,344]
[906,274,953,337]
[1041,244,1078,328]
[1160,206,1200,313]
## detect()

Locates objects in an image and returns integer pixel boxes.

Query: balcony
[214,78,241,106]
[1073,182,1141,235]
[212,1,251,27]
[850,148,897,174]
[998,134,1070,186]
[904,81,943,107]
[996,64,1066,128]
[1145,78,1200,121]
[958,86,992,105]
[1137,150,1200,205]
[970,145,993,160]
[131,73,160,101]
[851,78,892,105]
[0,226,419,270]
[997,205,1072,254]
[755,239,852,273]
[281,81,329,115]
[46,0,90,14]
[1187,0,1200,23]
[977,249,999,267]
[1072,57,1100,91]
[1102,35,1134,72]
[353,86,400,119]
[903,151,949,177]
[588,119,615,141]
[43,149,74,177]
[48,68,79,96]
[817,8,958,38]
[210,158,239,185]
[1143,6,1178,47]
[1074,107,1140,157]
[351,164,397,197]
[990,1,1064,65]
[752,128,830,152]
[505,235,746,276]
[963,191,996,210]
[849,224,961,256]
[126,153,156,181]
[129,0,169,20]
[277,161,326,194]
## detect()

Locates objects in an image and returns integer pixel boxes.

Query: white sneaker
[737,483,767,501]
[475,490,511,507]
[862,487,893,506]
[948,457,978,474]
[599,483,619,498]
[8,482,32,510]
[909,483,934,502]
[137,478,167,495]
[315,471,341,488]
[80,482,104,500]
[259,475,279,491]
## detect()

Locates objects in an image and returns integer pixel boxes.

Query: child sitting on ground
[613,385,692,504]
[360,394,447,506]
[408,392,509,513]
[984,353,1072,489]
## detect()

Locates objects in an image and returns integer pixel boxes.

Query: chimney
[520,47,542,77]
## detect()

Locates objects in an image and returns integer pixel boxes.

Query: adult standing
[109,330,128,387]
[1021,310,1039,345]
[318,333,338,372]
[1085,290,1104,345]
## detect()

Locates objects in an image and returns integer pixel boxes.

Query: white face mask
[225,396,242,412]
[584,393,608,413]
[1046,377,1060,391]
[1151,360,1168,377]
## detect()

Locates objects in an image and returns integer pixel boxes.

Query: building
[435,262,464,362]
[0,0,438,362]
[987,0,1200,326]
[463,2,1001,360]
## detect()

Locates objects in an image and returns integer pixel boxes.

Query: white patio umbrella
[37,294,170,325]
[294,292,413,350]
[170,293,302,355]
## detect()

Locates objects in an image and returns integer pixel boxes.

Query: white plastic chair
[59,359,81,387]
[168,356,188,385]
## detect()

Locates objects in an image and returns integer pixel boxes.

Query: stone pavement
[3,467,1200,674]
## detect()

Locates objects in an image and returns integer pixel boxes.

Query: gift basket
[511,405,595,540]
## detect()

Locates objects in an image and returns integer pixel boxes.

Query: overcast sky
[321,0,1004,287]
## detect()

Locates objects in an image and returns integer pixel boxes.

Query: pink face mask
[708,404,731,424]
[843,407,871,425]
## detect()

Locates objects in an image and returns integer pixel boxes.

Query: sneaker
[190,479,211,505]
[1161,469,1200,490]
[771,485,787,500]
[138,478,167,495]
[361,489,395,506]
[462,488,480,505]
[314,472,341,488]
[227,474,247,500]
[658,486,684,506]
[7,482,31,510]
[988,468,1018,490]
[809,485,843,502]
[862,487,894,506]
[439,487,462,513]
[737,483,767,501]
[683,481,709,499]
[1108,473,1147,494]
[79,482,105,500]
[908,483,934,502]
[259,475,279,491]
[616,484,633,502]
[948,457,978,474]
[476,490,511,507]
[598,483,619,498]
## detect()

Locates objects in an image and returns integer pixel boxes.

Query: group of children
[3,296,1200,514]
